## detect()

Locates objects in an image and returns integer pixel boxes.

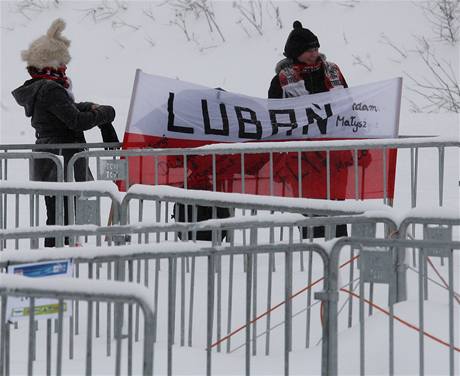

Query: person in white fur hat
[12,18,118,247]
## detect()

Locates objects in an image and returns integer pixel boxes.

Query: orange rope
[425,256,460,305]
[210,254,360,349]
[341,288,460,352]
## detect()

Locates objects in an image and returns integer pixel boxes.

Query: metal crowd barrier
[67,137,460,207]
[0,234,328,375]
[0,273,154,376]
[121,184,390,246]
[0,152,64,183]
[0,142,122,152]
[0,181,123,249]
[0,213,397,376]
[1,220,457,375]
[326,237,460,376]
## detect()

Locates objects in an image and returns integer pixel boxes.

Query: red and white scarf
[278,55,346,97]
[27,65,70,89]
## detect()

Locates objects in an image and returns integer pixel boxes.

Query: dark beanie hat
[284,20,320,59]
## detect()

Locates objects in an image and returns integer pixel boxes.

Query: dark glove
[75,102,94,112]
[98,123,119,144]
[94,105,116,125]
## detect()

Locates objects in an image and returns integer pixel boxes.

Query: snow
[127,184,391,213]
[0,273,155,314]
[1,1,459,375]
[0,240,207,265]
[195,135,460,153]
[0,180,125,203]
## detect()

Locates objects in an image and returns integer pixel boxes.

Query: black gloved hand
[98,123,119,146]
[94,105,116,124]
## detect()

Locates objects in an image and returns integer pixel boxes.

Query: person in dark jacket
[12,18,118,246]
[268,21,354,238]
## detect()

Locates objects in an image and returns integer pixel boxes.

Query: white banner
[7,260,73,321]
[125,70,402,141]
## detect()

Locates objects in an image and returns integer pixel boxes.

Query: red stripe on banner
[121,132,397,200]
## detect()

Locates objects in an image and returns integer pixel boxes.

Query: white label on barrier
[6,260,73,321]
[98,159,127,181]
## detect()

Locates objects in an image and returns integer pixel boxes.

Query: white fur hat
[21,18,71,69]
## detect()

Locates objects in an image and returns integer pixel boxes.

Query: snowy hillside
[1,0,459,145]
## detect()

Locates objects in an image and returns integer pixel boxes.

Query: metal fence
[120,184,390,244]
[326,236,460,376]
[0,142,122,153]
[67,137,460,208]
[0,273,154,376]
[0,228,328,375]
[1,215,457,375]
[0,212,458,375]
[0,152,64,183]
[0,181,122,249]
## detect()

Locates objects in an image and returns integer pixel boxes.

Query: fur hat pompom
[21,18,71,69]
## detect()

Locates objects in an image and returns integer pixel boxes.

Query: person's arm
[75,102,94,112]
[268,75,283,99]
[44,84,115,131]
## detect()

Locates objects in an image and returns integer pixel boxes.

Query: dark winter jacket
[12,78,116,181]
[268,55,348,99]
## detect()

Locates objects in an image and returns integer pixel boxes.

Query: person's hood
[275,53,327,74]
[11,78,47,117]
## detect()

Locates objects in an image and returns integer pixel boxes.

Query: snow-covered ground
[1,1,459,375]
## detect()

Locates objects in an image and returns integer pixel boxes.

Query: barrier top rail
[0,142,122,151]
[0,273,154,314]
[0,212,397,243]
[0,240,330,273]
[0,135,440,152]
[68,137,459,162]
[398,207,460,230]
[0,151,64,182]
[122,185,391,216]
[194,136,460,154]
[0,180,124,204]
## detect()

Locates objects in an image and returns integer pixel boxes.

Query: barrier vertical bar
[418,249,425,376]
[245,252,252,376]
[167,257,174,376]
[265,250,273,355]
[438,147,445,206]
[28,297,35,376]
[14,194,19,250]
[206,253,215,376]
[56,299,64,376]
[448,251,454,375]
[188,256,196,347]
[227,253,234,353]
[46,319,52,375]
[180,257,186,347]
[86,265,94,376]
[0,295,6,376]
